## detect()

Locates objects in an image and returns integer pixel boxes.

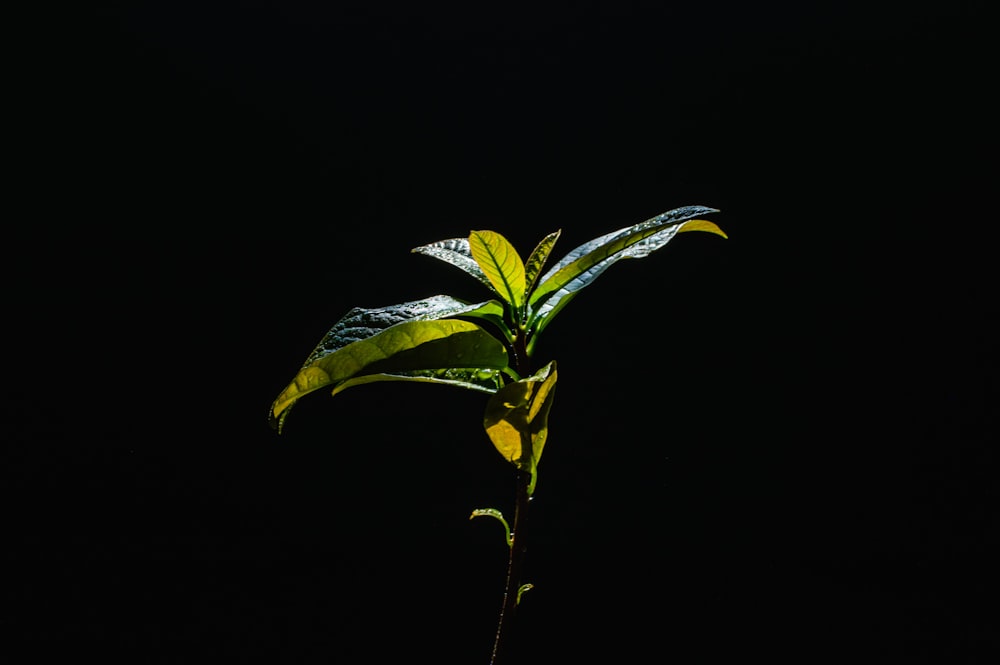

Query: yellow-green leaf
[677,218,728,238]
[271,319,508,431]
[469,230,527,315]
[483,362,557,495]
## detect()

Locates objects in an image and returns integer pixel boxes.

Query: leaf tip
[679,219,728,239]
[269,398,295,434]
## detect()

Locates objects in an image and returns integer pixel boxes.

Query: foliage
[269,204,726,663]
[270,205,726,448]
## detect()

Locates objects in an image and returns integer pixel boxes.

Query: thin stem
[489,331,534,665]
[489,468,532,665]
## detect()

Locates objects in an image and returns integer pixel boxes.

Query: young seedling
[269,205,727,663]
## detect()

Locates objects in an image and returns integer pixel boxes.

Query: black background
[6,2,996,663]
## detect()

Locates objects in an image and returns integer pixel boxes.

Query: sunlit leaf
[677,218,728,238]
[469,230,527,315]
[483,361,557,495]
[271,316,508,432]
[525,206,723,345]
[295,295,485,367]
[411,237,493,290]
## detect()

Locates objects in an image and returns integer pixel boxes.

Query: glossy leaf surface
[411,237,492,290]
[295,295,485,366]
[522,230,561,314]
[446,298,515,343]
[526,206,724,343]
[271,297,509,431]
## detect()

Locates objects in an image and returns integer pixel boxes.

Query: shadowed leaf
[523,230,561,310]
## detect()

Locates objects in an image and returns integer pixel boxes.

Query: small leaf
[469,230,527,316]
[469,508,512,547]
[517,583,534,605]
[483,361,557,495]
[522,230,561,312]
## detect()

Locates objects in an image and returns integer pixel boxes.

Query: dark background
[6,1,995,663]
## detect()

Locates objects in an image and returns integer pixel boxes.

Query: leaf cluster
[269,205,726,475]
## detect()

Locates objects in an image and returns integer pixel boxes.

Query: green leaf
[522,230,561,310]
[271,299,509,432]
[450,299,516,344]
[327,367,503,398]
[482,361,557,495]
[469,508,512,547]
[525,206,723,345]
[469,230,527,316]
[293,295,490,367]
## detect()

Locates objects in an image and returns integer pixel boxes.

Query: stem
[489,468,532,665]
[489,331,534,665]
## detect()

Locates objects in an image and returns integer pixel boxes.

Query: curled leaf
[469,508,512,547]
